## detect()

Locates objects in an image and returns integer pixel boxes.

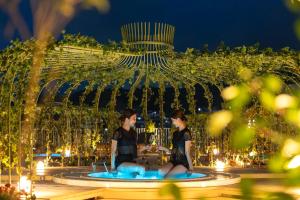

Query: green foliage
[231,125,255,149]
[59,33,102,48]
[207,73,300,198]
[240,179,254,200]
[227,85,250,110]
[265,192,295,200]
[268,154,286,173]
[158,183,182,200]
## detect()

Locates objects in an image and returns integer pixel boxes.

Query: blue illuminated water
[88,171,206,180]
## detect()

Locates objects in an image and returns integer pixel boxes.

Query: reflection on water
[88,170,206,180]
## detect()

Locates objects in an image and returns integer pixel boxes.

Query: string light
[213,148,219,155]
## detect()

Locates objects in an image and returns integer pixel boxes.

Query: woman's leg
[165,164,187,178]
[158,162,173,177]
[117,162,145,175]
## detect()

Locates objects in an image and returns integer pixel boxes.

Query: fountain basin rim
[52,172,241,188]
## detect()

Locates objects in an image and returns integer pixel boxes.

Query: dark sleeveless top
[170,127,192,169]
[112,127,137,167]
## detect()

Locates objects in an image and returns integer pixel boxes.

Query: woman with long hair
[158,109,193,178]
[111,108,148,176]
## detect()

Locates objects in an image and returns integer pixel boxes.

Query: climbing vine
[1,34,300,170]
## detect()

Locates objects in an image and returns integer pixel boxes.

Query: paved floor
[34,182,98,200]
[33,179,299,200]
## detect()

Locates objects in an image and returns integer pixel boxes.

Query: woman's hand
[157,145,165,151]
[157,146,170,154]
[110,169,118,177]
[139,145,151,153]
[187,169,193,176]
[146,145,152,151]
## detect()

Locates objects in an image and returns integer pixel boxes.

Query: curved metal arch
[94,82,109,112]
[108,75,134,111]
[127,70,145,109]
[271,71,299,92]
[36,78,61,105]
[64,80,90,108]
[78,80,100,107]
[194,82,214,112]
[158,56,209,84]
[273,67,300,83]
[108,66,138,106]
[48,79,73,103]
[94,63,139,111]
[153,69,181,109]
[155,55,195,88]
[156,54,198,86]
[94,72,131,112]
[184,83,197,115]
[157,79,166,129]
[75,80,94,106]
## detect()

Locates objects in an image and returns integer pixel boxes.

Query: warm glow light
[288,188,300,196]
[215,159,225,172]
[147,122,156,133]
[18,176,31,193]
[237,160,244,166]
[151,140,156,145]
[287,155,300,169]
[247,119,255,128]
[282,139,300,158]
[36,161,45,176]
[249,150,256,157]
[247,119,251,128]
[235,156,245,167]
[221,86,239,100]
[275,94,296,110]
[65,149,71,157]
[213,148,219,155]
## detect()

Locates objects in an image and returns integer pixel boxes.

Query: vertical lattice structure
[119,22,175,70]
[121,22,175,53]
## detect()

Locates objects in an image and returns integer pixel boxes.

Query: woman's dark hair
[171,109,187,121]
[119,108,136,122]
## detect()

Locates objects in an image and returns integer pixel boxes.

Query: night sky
[0,0,300,51]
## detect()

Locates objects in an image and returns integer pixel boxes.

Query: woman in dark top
[111,109,149,175]
[158,109,193,178]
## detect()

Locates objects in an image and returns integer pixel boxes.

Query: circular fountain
[53,170,240,188]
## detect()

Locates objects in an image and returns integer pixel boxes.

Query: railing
[35,127,173,150]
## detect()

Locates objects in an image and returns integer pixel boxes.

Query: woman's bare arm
[111,140,117,170]
[185,141,193,170]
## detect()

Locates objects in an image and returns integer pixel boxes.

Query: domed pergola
[40,22,219,112]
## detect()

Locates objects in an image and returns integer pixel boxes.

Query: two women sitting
[110,109,193,178]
